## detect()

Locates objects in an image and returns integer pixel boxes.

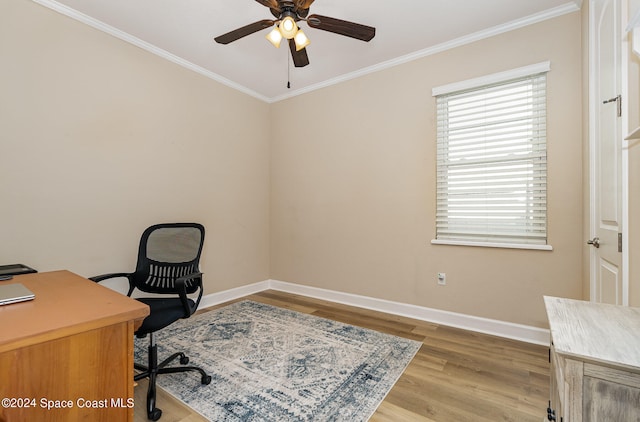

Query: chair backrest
[131,223,205,295]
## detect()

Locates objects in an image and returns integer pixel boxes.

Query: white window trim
[431,239,553,251]
[432,61,551,97]
[431,61,553,251]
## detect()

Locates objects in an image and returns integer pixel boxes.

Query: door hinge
[603,94,622,117]
[618,232,622,253]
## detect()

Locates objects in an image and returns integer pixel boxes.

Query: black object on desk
[0,264,37,277]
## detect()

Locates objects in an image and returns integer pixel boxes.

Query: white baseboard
[199,279,550,346]
[198,280,270,310]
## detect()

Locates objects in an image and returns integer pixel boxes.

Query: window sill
[431,239,553,251]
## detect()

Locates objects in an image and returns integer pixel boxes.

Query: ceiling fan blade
[307,14,376,42]
[256,0,282,18]
[294,0,313,18]
[214,19,275,44]
[294,0,315,11]
[288,39,310,67]
[255,0,279,10]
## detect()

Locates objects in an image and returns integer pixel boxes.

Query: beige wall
[2,0,586,328]
[270,13,584,328]
[0,0,271,293]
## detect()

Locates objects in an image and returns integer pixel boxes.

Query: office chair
[91,223,211,421]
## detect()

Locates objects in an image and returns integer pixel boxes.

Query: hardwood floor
[134,290,550,422]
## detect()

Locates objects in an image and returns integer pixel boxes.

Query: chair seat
[135,297,195,336]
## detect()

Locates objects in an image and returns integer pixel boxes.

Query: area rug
[134,300,421,421]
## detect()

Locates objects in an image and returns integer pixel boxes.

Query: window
[432,63,550,249]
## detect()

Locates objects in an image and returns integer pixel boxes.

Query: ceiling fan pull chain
[287,49,291,89]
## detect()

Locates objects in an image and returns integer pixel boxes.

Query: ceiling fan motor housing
[214,0,376,68]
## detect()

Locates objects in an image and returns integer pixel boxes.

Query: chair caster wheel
[202,375,212,385]
[148,407,162,421]
[180,356,189,365]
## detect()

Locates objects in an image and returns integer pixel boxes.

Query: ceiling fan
[214,0,376,68]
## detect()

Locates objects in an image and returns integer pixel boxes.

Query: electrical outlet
[437,272,446,285]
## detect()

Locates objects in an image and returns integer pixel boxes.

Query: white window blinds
[435,72,548,246]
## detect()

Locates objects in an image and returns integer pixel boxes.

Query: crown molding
[271,2,581,102]
[32,0,580,104]
[30,0,270,103]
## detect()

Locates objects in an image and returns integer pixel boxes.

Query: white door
[590,0,624,304]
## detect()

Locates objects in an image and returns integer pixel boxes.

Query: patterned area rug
[135,300,421,421]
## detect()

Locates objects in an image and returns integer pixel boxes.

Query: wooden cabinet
[0,271,149,422]
[545,296,640,422]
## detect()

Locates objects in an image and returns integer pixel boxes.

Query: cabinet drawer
[583,375,640,421]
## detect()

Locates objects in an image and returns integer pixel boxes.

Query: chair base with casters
[91,223,211,421]
[133,294,212,421]
[134,332,211,421]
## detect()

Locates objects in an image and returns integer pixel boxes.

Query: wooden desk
[0,270,149,422]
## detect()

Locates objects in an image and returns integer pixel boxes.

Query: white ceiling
[37,0,581,102]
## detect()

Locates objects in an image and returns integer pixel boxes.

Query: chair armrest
[89,272,136,296]
[175,272,203,316]
[89,272,132,283]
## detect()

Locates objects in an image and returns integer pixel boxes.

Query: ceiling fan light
[266,26,283,48]
[279,16,298,39]
[294,29,310,51]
